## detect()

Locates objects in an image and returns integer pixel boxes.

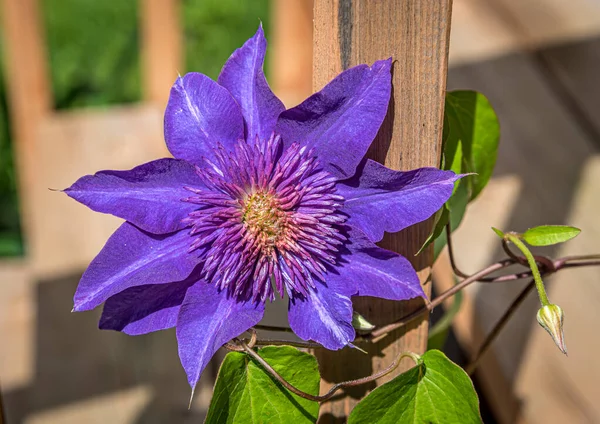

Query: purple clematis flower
[65,24,460,390]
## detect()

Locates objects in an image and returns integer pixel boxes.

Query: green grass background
[0,0,270,256]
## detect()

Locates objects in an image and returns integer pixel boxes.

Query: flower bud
[536,304,567,355]
[352,311,375,333]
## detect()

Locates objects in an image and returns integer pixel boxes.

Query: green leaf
[433,180,470,259]
[206,346,320,424]
[348,350,482,424]
[522,225,581,246]
[491,227,505,238]
[422,90,499,259]
[444,91,500,201]
[416,206,449,256]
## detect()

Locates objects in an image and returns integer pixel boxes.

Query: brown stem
[480,268,532,283]
[502,237,556,273]
[368,254,597,341]
[554,255,600,268]
[560,260,600,269]
[478,254,593,283]
[465,280,535,375]
[369,259,514,339]
[254,324,294,333]
[224,329,258,352]
[255,255,598,344]
[221,253,600,403]
[254,339,321,349]
[502,237,527,266]
[559,254,600,261]
[241,340,420,403]
[445,223,469,278]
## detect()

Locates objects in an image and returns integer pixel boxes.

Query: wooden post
[313,0,453,419]
[0,0,53,248]
[140,0,182,106]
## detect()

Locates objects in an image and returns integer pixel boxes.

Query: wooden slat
[313,0,452,419]
[140,0,182,106]
[474,0,600,142]
[449,0,600,67]
[449,0,520,66]
[492,0,600,47]
[539,37,600,142]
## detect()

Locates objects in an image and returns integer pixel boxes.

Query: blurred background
[1,0,599,423]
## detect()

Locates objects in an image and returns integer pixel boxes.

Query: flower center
[242,191,288,249]
[182,134,347,302]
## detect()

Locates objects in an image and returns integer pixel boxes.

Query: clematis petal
[330,226,425,301]
[99,270,200,335]
[276,59,391,179]
[176,283,264,389]
[337,160,461,242]
[218,23,285,141]
[73,223,199,312]
[288,280,356,350]
[165,73,245,164]
[65,158,201,234]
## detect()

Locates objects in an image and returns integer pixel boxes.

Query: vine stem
[445,223,469,278]
[505,233,550,306]
[501,237,527,266]
[368,259,514,339]
[240,339,420,403]
[465,280,535,375]
[223,332,323,351]
[254,339,321,349]
[222,253,599,400]
[554,254,600,268]
[252,255,599,337]
[254,324,294,333]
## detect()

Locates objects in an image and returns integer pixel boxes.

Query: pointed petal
[165,73,245,164]
[65,158,201,234]
[99,271,200,335]
[218,24,285,141]
[337,160,460,242]
[74,223,199,312]
[288,280,355,350]
[331,226,425,301]
[176,283,264,389]
[276,59,392,179]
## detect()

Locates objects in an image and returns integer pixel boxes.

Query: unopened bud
[536,304,567,355]
[352,311,375,333]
